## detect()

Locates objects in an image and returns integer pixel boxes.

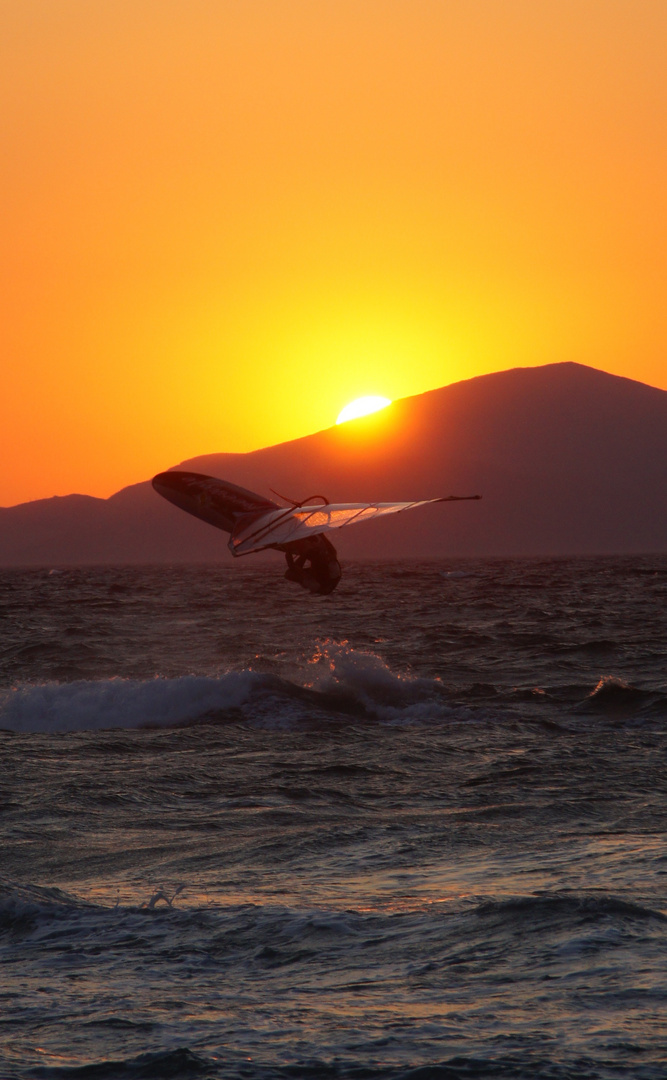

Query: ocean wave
[20,1048,631,1080]
[24,1049,644,1080]
[2,649,665,734]
[12,886,667,1079]
[6,876,663,942]
[576,675,667,718]
[0,671,259,734]
[474,893,667,928]
[304,642,472,724]
[28,1047,209,1079]
[0,645,473,734]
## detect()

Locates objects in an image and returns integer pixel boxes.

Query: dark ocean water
[1,557,666,1080]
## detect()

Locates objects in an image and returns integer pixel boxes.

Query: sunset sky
[2,0,666,506]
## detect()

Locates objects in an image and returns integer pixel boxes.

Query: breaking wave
[2,642,663,735]
[0,645,471,734]
[0,671,258,734]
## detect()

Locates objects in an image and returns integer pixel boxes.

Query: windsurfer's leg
[284,551,312,587]
[309,549,342,594]
[284,538,341,593]
[284,551,300,583]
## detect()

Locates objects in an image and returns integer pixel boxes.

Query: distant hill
[2,362,666,565]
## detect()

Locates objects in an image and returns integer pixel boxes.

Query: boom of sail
[228,496,481,556]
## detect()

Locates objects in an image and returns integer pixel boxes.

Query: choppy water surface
[1,557,666,1079]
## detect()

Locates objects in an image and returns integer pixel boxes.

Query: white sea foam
[0,646,474,734]
[305,642,469,724]
[0,672,258,734]
[307,641,432,697]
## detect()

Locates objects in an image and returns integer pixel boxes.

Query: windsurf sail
[152,471,279,533]
[229,496,481,556]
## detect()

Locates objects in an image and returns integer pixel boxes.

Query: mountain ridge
[2,362,666,565]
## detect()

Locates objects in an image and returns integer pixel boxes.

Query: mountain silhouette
[2,362,666,565]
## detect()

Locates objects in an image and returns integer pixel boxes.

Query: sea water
[1,557,666,1079]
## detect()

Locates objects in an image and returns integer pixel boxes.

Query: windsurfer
[284,535,342,595]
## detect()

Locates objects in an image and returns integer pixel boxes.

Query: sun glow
[336,396,392,425]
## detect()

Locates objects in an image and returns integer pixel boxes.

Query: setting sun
[336,396,392,425]
[2,1,667,507]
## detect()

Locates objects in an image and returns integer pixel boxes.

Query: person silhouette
[284,534,342,594]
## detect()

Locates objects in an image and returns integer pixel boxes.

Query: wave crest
[0,645,470,734]
[0,672,258,734]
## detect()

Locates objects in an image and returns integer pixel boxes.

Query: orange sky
[2,0,666,506]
